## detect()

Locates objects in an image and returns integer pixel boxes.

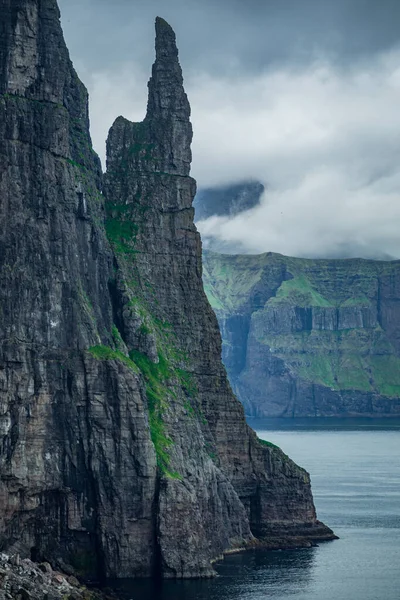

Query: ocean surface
[109,419,400,600]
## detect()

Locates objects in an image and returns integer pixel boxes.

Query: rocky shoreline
[213,527,339,562]
[0,554,116,600]
[0,528,339,600]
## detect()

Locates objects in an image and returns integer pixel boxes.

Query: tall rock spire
[105,16,335,579]
[148,16,186,115]
[144,17,192,176]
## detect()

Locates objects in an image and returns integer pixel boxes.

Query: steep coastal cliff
[203,251,400,418]
[0,0,333,585]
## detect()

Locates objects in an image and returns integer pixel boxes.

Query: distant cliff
[203,251,400,418]
[0,0,333,584]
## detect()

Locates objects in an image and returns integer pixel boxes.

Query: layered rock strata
[203,251,400,418]
[0,0,334,583]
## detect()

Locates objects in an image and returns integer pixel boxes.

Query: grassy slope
[203,253,266,311]
[203,251,400,398]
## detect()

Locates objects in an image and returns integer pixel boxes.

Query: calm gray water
[110,420,400,600]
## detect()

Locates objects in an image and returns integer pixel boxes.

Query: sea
[109,418,400,600]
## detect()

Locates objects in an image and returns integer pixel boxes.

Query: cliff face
[0,1,333,583]
[0,0,124,581]
[203,251,400,418]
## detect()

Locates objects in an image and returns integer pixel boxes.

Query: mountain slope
[203,251,400,417]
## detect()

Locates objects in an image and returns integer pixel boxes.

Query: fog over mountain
[59,0,400,259]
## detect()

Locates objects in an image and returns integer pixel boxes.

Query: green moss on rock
[258,438,280,450]
[129,349,177,476]
[105,216,138,255]
[88,345,138,372]
[267,275,332,307]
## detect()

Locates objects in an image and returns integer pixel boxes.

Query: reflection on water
[110,549,316,600]
[108,424,400,600]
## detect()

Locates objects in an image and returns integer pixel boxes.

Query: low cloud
[190,51,400,259]
[76,40,400,260]
[198,169,400,259]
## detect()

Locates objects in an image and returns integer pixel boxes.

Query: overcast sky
[59,0,400,259]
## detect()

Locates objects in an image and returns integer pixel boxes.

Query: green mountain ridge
[203,251,400,417]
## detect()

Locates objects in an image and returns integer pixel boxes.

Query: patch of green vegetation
[165,470,184,481]
[204,440,217,461]
[88,345,138,372]
[176,368,197,398]
[259,326,400,397]
[112,324,124,351]
[202,253,265,312]
[297,355,338,389]
[128,335,201,473]
[139,323,152,336]
[335,355,372,391]
[153,316,173,331]
[268,275,332,308]
[129,349,181,477]
[105,201,131,214]
[66,157,86,170]
[203,281,225,311]
[370,355,400,397]
[105,217,138,255]
[183,399,195,416]
[176,369,197,416]
[129,349,170,380]
[258,438,280,450]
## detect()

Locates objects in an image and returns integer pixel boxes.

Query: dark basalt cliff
[203,251,400,418]
[0,0,334,584]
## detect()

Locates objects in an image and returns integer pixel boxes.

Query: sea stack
[0,0,334,582]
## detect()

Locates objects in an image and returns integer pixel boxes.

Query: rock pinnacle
[154,16,179,62]
[144,17,192,175]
